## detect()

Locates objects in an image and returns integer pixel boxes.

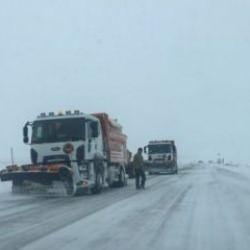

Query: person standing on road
[133,148,146,189]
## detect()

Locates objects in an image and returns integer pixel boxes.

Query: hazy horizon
[1,0,250,167]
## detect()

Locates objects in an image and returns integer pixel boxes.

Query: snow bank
[217,163,250,178]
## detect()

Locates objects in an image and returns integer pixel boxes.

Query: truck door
[86,120,102,159]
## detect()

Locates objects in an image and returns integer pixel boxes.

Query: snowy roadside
[216,163,250,176]
[214,163,250,184]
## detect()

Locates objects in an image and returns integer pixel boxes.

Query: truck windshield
[31,118,85,144]
[148,144,172,154]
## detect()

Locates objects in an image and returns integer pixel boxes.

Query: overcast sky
[0,0,250,166]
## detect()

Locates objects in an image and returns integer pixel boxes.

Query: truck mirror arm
[23,122,32,144]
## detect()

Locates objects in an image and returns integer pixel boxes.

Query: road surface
[1,164,250,250]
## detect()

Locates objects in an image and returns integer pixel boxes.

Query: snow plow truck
[0,111,128,196]
[144,140,178,174]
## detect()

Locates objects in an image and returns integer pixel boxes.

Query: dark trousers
[135,169,146,189]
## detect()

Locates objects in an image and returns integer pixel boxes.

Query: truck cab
[144,140,178,174]
[26,111,104,166]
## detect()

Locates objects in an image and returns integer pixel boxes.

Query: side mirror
[91,122,99,138]
[23,123,29,144]
[144,146,147,154]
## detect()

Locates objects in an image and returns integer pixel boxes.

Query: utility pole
[10,147,14,165]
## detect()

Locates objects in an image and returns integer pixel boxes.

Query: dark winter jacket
[133,153,144,170]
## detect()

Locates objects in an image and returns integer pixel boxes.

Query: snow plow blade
[0,164,74,196]
[0,163,69,182]
[0,171,60,183]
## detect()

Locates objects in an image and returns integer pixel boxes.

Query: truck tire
[109,166,126,188]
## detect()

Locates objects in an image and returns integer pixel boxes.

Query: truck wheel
[109,167,126,188]
[91,172,102,194]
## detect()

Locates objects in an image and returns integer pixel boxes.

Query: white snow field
[1,164,250,250]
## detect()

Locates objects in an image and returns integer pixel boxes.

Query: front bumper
[146,161,177,174]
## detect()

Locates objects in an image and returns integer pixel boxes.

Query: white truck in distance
[0,111,128,195]
[144,140,178,174]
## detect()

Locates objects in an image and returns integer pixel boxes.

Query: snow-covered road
[1,164,250,250]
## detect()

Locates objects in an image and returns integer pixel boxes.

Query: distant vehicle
[217,158,224,164]
[144,140,178,174]
[0,111,128,195]
[198,160,204,164]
